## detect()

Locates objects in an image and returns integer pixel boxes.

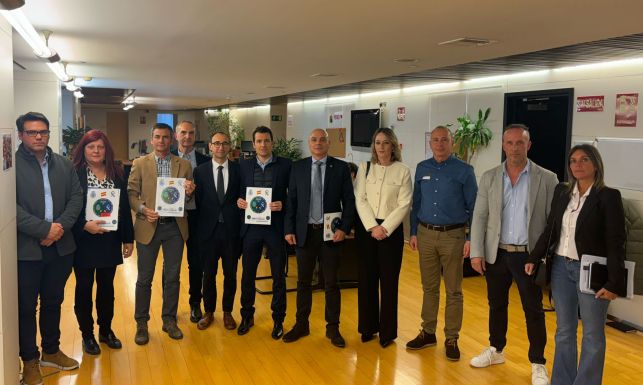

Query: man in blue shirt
[406,125,477,361]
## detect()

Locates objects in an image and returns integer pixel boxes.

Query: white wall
[285,65,643,328]
[229,105,271,140]
[0,17,20,385]
[13,70,61,154]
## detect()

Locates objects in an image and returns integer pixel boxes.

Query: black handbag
[532,221,555,288]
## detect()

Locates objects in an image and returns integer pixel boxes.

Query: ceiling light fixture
[554,57,643,72]
[73,90,84,99]
[123,103,135,111]
[438,37,496,47]
[310,73,339,78]
[393,58,419,63]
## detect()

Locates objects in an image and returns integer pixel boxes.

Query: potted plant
[273,137,303,160]
[206,110,244,157]
[62,125,90,158]
[453,107,492,163]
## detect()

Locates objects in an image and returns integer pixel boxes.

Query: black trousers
[295,226,341,328]
[74,266,117,338]
[201,224,239,313]
[18,246,73,361]
[240,226,287,322]
[357,220,404,341]
[186,209,203,305]
[486,249,547,364]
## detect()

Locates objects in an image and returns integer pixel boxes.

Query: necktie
[311,160,323,222]
[217,166,225,222]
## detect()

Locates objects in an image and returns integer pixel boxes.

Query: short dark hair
[151,122,173,135]
[347,162,358,177]
[16,112,49,132]
[252,126,273,142]
[210,131,230,141]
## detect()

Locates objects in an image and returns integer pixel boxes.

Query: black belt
[419,222,465,232]
[555,253,578,262]
[308,223,323,230]
[158,217,175,225]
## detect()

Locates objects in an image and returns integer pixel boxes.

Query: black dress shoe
[361,333,376,343]
[379,338,394,348]
[190,303,203,323]
[99,331,122,349]
[271,322,284,340]
[282,324,310,343]
[82,337,101,355]
[325,328,346,348]
[237,316,254,336]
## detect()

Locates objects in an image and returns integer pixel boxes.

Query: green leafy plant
[62,125,91,157]
[453,107,492,163]
[206,110,244,148]
[272,137,303,160]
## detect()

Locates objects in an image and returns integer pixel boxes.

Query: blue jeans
[550,255,609,385]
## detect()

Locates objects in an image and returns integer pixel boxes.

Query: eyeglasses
[23,130,50,137]
[211,141,231,147]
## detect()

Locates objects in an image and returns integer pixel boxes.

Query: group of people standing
[15,110,626,385]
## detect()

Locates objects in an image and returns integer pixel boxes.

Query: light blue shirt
[308,156,327,224]
[500,161,530,245]
[178,148,197,170]
[256,155,274,170]
[41,152,53,222]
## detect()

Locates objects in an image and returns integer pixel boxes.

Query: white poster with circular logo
[244,187,272,225]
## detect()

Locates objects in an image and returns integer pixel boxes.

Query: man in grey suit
[469,124,557,385]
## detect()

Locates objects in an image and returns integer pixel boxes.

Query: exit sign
[271,115,283,121]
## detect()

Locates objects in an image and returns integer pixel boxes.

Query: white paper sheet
[85,188,120,231]
[244,187,272,225]
[155,177,186,217]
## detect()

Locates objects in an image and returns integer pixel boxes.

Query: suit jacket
[529,183,627,295]
[171,149,210,168]
[16,144,84,260]
[127,153,193,244]
[239,155,292,237]
[471,160,559,264]
[193,160,242,242]
[72,167,134,268]
[285,156,355,247]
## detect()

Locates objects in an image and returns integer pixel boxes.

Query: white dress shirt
[555,183,592,260]
[212,159,229,194]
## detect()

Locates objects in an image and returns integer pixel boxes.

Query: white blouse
[555,183,592,260]
[354,161,412,235]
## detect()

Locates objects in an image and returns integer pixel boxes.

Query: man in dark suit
[172,120,210,322]
[283,128,355,348]
[236,126,292,339]
[193,131,242,330]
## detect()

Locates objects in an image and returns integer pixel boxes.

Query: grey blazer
[470,160,558,264]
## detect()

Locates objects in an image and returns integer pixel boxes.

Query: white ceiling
[11,0,643,110]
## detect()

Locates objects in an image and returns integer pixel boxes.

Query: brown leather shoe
[223,312,237,330]
[197,312,214,330]
[22,359,42,385]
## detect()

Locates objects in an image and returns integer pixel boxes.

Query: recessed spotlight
[310,73,339,78]
[394,58,419,63]
[265,86,286,89]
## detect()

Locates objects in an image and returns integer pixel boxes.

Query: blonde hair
[370,127,402,164]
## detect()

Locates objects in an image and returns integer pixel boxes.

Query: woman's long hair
[566,144,605,193]
[370,127,402,164]
[72,129,124,181]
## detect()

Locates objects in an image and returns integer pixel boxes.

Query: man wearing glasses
[407,126,477,361]
[236,126,292,339]
[15,112,84,384]
[172,120,210,323]
[192,131,242,330]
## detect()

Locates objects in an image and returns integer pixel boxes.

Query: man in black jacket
[236,126,292,339]
[15,112,84,385]
[283,128,355,348]
[193,131,242,330]
[172,120,210,322]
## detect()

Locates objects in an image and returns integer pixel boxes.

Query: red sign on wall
[576,96,604,112]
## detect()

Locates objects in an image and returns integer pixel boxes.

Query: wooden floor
[40,244,643,385]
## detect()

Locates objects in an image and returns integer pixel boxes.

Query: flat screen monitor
[351,108,380,147]
[240,140,255,152]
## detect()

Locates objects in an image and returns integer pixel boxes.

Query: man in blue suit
[237,126,292,339]
[283,128,355,348]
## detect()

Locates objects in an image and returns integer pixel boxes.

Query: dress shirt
[410,155,477,235]
[178,148,197,170]
[154,153,172,177]
[354,161,412,234]
[256,155,274,170]
[555,183,592,260]
[212,159,229,194]
[308,156,327,224]
[40,152,53,222]
[500,161,530,245]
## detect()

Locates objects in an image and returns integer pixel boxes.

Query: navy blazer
[285,156,355,248]
[239,156,292,238]
[529,183,627,296]
[72,167,134,268]
[193,160,242,243]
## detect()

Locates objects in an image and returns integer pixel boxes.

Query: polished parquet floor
[41,244,643,385]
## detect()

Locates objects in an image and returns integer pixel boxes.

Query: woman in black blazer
[71,130,134,355]
[526,144,626,385]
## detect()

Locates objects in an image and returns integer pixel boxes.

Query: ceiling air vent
[310,73,338,78]
[438,37,496,47]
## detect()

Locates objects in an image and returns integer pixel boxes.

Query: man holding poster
[127,123,194,344]
[237,126,292,339]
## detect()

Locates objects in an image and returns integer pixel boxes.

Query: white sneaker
[531,363,550,385]
[470,346,505,368]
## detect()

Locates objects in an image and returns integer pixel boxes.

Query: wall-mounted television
[351,108,380,147]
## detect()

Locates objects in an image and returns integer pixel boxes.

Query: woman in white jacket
[354,127,413,347]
